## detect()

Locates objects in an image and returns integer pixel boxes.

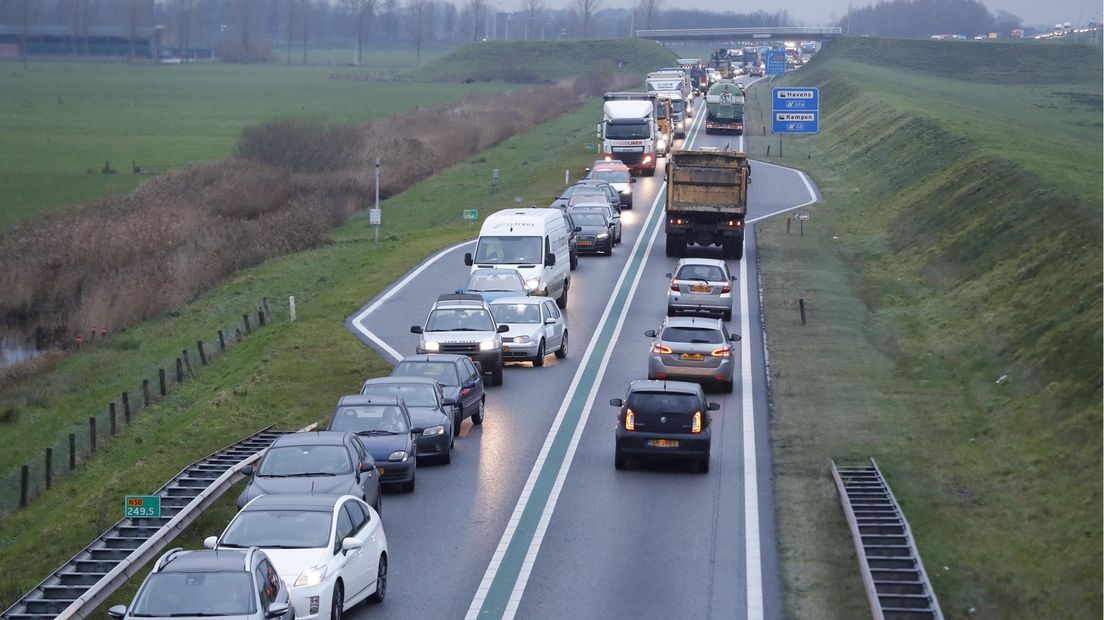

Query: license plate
[376,467,385,475]
[648,439,680,448]
[578,240,593,246]
[690,284,711,293]
[680,353,705,361]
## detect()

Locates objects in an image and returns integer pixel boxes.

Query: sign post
[124,495,161,519]
[372,158,381,243]
[463,209,479,230]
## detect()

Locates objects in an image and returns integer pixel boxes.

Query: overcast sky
[571,0,1094,29]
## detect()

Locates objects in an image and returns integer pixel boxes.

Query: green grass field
[746,37,1102,617]
[0,57,512,231]
[0,98,605,609]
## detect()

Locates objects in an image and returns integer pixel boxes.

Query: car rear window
[676,264,726,282]
[626,391,700,415]
[661,327,723,344]
[392,361,460,386]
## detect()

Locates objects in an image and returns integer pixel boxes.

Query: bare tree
[284,0,293,64]
[174,0,192,58]
[344,0,377,65]
[125,0,145,61]
[467,0,484,41]
[406,0,427,65]
[17,0,42,63]
[522,0,541,40]
[636,0,661,30]
[574,0,600,38]
[300,0,310,64]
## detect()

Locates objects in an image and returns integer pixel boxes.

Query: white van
[465,209,572,308]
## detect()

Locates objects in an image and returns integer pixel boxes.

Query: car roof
[272,430,351,447]
[434,293,488,308]
[627,379,702,395]
[663,316,724,329]
[363,376,439,386]
[159,549,249,573]
[591,164,629,172]
[489,296,544,306]
[676,258,728,269]
[398,354,467,364]
[241,493,348,512]
[336,394,404,407]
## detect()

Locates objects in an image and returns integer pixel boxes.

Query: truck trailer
[664,148,749,259]
[704,80,745,135]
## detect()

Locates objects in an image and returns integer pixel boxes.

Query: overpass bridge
[634,26,842,42]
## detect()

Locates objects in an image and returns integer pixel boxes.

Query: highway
[344,77,819,620]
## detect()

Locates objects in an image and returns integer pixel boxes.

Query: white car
[488,296,568,366]
[206,494,388,620]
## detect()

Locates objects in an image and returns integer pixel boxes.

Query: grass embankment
[746,37,1102,617]
[412,38,676,82]
[0,98,605,611]
[0,58,512,229]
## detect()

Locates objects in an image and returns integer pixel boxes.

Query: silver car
[666,258,736,321]
[645,317,740,393]
[570,203,622,244]
[488,296,568,366]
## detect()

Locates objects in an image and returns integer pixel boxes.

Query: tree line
[839,0,1023,38]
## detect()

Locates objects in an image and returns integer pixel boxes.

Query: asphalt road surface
[345,77,819,620]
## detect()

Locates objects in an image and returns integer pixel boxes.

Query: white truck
[646,71,690,103]
[597,94,658,177]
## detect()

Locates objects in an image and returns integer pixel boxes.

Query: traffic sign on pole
[771,87,820,134]
[765,50,786,75]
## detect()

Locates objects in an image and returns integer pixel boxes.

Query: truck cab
[598,95,658,177]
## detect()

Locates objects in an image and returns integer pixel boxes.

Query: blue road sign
[771,87,820,134]
[765,50,786,76]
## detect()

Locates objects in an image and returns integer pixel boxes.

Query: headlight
[421,425,446,437]
[513,335,531,344]
[676,121,684,130]
[388,450,409,462]
[421,340,440,352]
[479,340,497,351]
[525,278,540,291]
[620,188,631,195]
[596,233,610,240]
[293,566,327,588]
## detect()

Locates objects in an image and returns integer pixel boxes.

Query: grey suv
[411,294,508,386]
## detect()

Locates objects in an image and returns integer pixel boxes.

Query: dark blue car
[330,394,418,493]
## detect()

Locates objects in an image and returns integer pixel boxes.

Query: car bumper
[615,431,711,461]
[648,355,734,384]
[667,293,732,315]
[288,580,333,620]
[502,340,540,359]
[415,433,450,458]
[377,459,415,485]
[575,240,612,254]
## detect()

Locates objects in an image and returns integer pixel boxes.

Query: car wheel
[533,340,546,367]
[556,282,568,308]
[402,470,416,493]
[697,457,710,474]
[555,331,568,359]
[454,412,463,438]
[614,452,626,470]
[472,398,485,424]
[667,306,676,318]
[723,310,732,322]
[719,380,733,394]
[441,439,452,464]
[369,555,387,604]
[570,252,578,271]
[491,364,504,386]
[331,582,344,620]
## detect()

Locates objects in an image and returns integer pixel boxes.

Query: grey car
[108,547,294,620]
[666,258,737,321]
[488,296,569,366]
[411,293,508,386]
[570,210,614,255]
[236,431,382,512]
[361,377,455,464]
[571,180,623,212]
[645,317,740,393]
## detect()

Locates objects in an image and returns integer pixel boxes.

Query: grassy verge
[747,39,1102,617]
[0,97,604,611]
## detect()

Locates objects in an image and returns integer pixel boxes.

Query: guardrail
[635,26,843,41]
[2,425,312,620]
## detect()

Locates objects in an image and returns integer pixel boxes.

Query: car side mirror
[584,167,591,174]
[240,465,254,476]
[410,325,423,334]
[341,537,363,552]
[664,272,673,278]
[443,397,458,406]
[455,288,464,294]
[630,178,637,183]
[644,329,657,337]
[545,252,556,267]
[464,252,474,266]
[266,602,291,619]
[544,317,556,325]
[730,275,737,281]
[730,334,741,341]
[108,606,128,619]
[472,360,483,374]
[609,398,624,407]
[497,324,509,333]
[707,402,721,411]
[575,226,582,232]
[203,535,218,549]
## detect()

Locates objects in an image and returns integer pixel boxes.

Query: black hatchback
[610,380,720,473]
[391,354,487,437]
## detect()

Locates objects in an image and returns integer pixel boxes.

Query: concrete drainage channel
[1,425,310,620]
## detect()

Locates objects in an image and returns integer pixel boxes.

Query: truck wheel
[723,238,744,260]
[491,364,504,387]
[665,235,685,258]
[556,281,568,308]
[570,251,578,271]
[645,167,656,177]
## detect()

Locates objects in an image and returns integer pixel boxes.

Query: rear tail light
[691,411,702,433]
[721,283,731,294]
[625,409,635,431]
[670,281,680,292]
[652,343,673,354]
[711,346,731,357]
[460,386,474,397]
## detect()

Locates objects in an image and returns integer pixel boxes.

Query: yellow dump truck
[664,148,749,259]
[654,95,673,155]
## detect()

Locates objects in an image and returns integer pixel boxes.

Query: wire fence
[0,299,279,515]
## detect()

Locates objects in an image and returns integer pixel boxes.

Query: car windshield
[569,194,608,206]
[661,327,724,344]
[571,207,610,220]
[605,122,649,139]
[258,445,352,477]
[572,212,608,226]
[220,509,333,549]
[591,170,629,184]
[676,264,726,282]
[425,308,495,332]
[393,361,460,386]
[468,271,525,292]
[474,236,542,264]
[490,303,541,324]
[670,100,685,113]
[131,572,256,617]
[362,383,437,408]
[626,391,701,415]
[330,404,409,434]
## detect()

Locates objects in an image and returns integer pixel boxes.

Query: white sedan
[206,493,388,620]
[488,296,568,366]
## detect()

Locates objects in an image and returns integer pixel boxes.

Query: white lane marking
[740,238,764,620]
[349,239,476,362]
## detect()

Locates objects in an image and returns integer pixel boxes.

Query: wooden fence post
[45,448,53,489]
[218,330,226,352]
[89,417,97,453]
[69,433,76,470]
[122,391,131,423]
[159,368,167,395]
[19,465,29,507]
[243,314,252,335]
[142,379,151,407]
[197,341,208,366]
[257,309,266,327]
[182,350,193,376]
[109,402,117,436]
[799,298,807,326]
[175,358,184,383]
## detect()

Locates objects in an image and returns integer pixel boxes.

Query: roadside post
[771,87,820,158]
[463,209,479,231]
[371,158,382,243]
[794,210,810,235]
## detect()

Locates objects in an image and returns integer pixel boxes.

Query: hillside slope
[753,37,1102,617]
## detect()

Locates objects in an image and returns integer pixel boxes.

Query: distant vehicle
[391,353,486,432]
[650,96,673,155]
[236,431,382,512]
[570,180,623,212]
[108,548,294,620]
[599,93,659,177]
[610,380,720,472]
[329,394,416,490]
[566,209,614,256]
[748,66,764,77]
[569,202,621,244]
[655,91,687,138]
[666,258,737,321]
[644,317,740,392]
[360,377,455,464]
[704,80,745,135]
[205,494,388,620]
[587,161,635,208]
[465,208,572,308]
[488,296,569,366]
[664,149,749,259]
[411,293,508,385]
[458,268,530,302]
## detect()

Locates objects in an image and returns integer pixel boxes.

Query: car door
[341,500,374,604]
[350,438,379,507]
[542,300,564,349]
[459,358,481,415]
[331,502,362,603]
